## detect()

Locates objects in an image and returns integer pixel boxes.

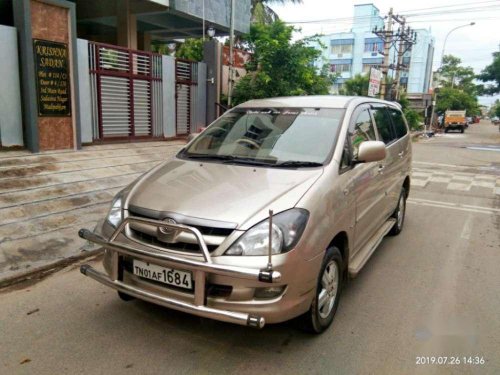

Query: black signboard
[33,39,71,117]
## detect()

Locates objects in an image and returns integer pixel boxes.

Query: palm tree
[251,0,303,24]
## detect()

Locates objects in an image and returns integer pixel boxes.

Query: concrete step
[0,160,159,194]
[0,173,141,209]
[0,188,121,226]
[0,143,183,170]
[0,150,174,179]
[0,220,100,281]
[0,200,111,243]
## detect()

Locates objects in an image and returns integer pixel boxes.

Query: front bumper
[79,216,284,329]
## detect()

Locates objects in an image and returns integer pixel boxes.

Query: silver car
[80,96,411,333]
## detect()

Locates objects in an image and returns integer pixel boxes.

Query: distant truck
[444,110,466,133]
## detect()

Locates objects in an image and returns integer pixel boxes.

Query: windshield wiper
[184,154,235,160]
[184,154,273,166]
[272,161,323,168]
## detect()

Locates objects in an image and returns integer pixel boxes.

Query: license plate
[132,260,192,289]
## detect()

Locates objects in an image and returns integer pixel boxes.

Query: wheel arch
[403,175,410,198]
[327,231,349,278]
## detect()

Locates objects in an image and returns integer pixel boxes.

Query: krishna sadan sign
[33,39,71,117]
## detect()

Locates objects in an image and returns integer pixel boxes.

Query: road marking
[412,161,471,169]
[407,198,499,216]
[466,146,500,152]
[461,215,473,240]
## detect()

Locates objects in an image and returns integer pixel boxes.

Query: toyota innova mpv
[80,96,411,333]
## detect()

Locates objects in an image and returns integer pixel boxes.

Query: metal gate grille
[89,42,163,140]
[176,59,197,136]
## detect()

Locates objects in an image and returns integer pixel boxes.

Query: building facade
[314,4,434,96]
[0,0,250,152]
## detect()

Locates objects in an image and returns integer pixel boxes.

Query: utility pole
[227,0,235,108]
[378,8,393,100]
[374,9,416,101]
[393,16,406,101]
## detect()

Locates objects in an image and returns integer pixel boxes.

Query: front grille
[130,228,219,253]
[126,209,234,254]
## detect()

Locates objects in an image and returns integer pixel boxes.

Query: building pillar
[117,0,137,50]
[203,40,221,124]
[138,31,152,52]
[13,0,80,152]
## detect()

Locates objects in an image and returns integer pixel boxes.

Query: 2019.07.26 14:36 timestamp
[416,356,485,366]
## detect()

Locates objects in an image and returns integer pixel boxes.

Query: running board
[348,218,396,277]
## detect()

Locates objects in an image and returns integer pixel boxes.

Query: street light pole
[428,22,475,134]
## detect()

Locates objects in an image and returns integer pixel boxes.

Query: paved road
[1,122,499,374]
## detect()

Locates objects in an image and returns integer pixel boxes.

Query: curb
[0,248,104,290]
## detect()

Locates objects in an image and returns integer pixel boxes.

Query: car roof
[237,95,400,109]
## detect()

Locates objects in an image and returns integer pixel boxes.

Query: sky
[271,0,500,106]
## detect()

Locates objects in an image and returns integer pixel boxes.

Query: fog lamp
[254,286,286,300]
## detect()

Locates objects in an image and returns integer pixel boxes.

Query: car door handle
[378,165,385,174]
[398,151,404,158]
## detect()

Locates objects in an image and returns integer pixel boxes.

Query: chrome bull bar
[79,215,281,329]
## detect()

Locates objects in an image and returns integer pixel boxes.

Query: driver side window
[350,109,376,159]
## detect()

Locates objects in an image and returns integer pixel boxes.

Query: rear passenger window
[350,109,376,158]
[388,108,408,138]
[371,107,396,144]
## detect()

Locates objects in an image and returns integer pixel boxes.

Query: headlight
[106,195,123,228]
[225,208,309,256]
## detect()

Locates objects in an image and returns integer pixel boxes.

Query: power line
[400,0,500,13]
[285,3,500,25]
[405,5,500,17]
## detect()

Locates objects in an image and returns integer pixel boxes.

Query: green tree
[434,55,481,116]
[339,74,369,96]
[251,0,302,24]
[398,94,422,130]
[489,99,500,117]
[232,21,334,105]
[438,55,478,94]
[436,87,480,115]
[175,38,204,62]
[477,52,500,95]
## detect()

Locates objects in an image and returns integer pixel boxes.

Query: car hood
[127,158,323,230]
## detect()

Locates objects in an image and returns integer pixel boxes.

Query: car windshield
[180,107,345,167]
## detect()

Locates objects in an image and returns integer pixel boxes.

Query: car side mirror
[356,141,386,163]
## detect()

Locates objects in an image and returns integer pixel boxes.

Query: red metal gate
[175,59,197,136]
[89,42,162,140]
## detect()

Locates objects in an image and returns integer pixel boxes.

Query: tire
[301,246,343,334]
[460,127,464,133]
[118,291,135,301]
[389,187,407,236]
[444,128,448,133]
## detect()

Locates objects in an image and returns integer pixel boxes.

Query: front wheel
[301,247,343,334]
[389,187,407,236]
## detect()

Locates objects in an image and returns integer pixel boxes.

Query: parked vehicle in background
[79,96,412,334]
[444,110,467,133]
[466,117,473,126]
[491,117,500,125]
